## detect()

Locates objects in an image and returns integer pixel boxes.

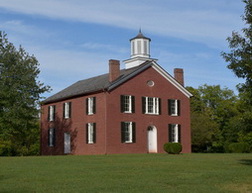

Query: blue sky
[0,0,245,97]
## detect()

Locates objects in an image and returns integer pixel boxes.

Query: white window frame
[145,97,159,115]
[124,122,133,143]
[87,123,95,144]
[49,106,55,121]
[87,97,94,115]
[170,100,178,116]
[63,102,70,119]
[48,128,54,147]
[170,124,179,143]
[123,95,132,113]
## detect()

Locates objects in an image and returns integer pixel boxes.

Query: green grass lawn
[0,153,251,193]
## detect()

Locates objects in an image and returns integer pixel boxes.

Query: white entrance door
[64,133,71,154]
[147,126,157,153]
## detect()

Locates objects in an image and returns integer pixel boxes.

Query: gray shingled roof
[43,61,152,104]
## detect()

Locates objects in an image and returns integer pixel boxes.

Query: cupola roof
[130,29,151,41]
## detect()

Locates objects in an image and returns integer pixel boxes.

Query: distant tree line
[190,0,252,153]
[188,85,251,152]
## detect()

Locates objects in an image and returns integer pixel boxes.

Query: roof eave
[107,62,153,91]
[41,89,106,105]
[151,61,193,98]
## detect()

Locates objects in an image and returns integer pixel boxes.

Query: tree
[191,111,220,152]
[0,31,50,156]
[221,0,252,150]
[187,85,239,152]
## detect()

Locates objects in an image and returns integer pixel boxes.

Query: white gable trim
[108,60,193,98]
[151,61,193,98]
[108,62,152,91]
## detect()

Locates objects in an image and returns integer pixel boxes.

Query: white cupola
[124,30,157,69]
[130,29,151,58]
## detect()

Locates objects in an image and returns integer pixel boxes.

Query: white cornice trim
[108,60,193,98]
[151,61,193,98]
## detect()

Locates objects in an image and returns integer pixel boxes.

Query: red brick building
[40,31,193,155]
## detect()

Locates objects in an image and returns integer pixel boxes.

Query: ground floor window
[86,123,96,144]
[121,122,136,143]
[168,124,181,143]
[48,128,55,147]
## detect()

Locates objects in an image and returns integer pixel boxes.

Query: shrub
[163,142,182,154]
[0,140,12,156]
[228,142,250,153]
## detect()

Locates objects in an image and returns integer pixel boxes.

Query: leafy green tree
[0,31,50,156]
[191,111,220,152]
[187,85,239,152]
[221,0,252,150]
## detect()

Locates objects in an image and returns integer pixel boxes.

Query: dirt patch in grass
[222,183,252,193]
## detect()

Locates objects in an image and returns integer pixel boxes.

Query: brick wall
[40,66,191,155]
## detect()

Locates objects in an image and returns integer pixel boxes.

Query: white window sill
[123,111,132,114]
[145,113,159,115]
[124,141,133,144]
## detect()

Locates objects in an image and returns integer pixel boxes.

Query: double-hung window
[121,122,136,143]
[168,99,180,116]
[86,97,96,115]
[168,124,181,143]
[48,105,56,121]
[142,97,161,115]
[121,95,135,113]
[63,102,71,119]
[48,128,55,147]
[86,123,96,144]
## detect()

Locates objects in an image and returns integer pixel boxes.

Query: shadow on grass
[239,159,252,166]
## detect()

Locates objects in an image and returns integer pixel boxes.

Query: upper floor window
[142,97,161,115]
[168,99,180,116]
[63,102,71,119]
[121,122,136,143]
[48,105,56,121]
[86,123,96,144]
[86,97,96,115]
[48,128,55,147]
[121,95,135,113]
[168,124,181,143]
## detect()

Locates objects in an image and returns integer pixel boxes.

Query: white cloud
[28,44,127,95]
[0,19,54,44]
[0,0,244,48]
[0,0,245,95]
[0,20,37,35]
[81,42,127,54]
[33,47,110,76]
